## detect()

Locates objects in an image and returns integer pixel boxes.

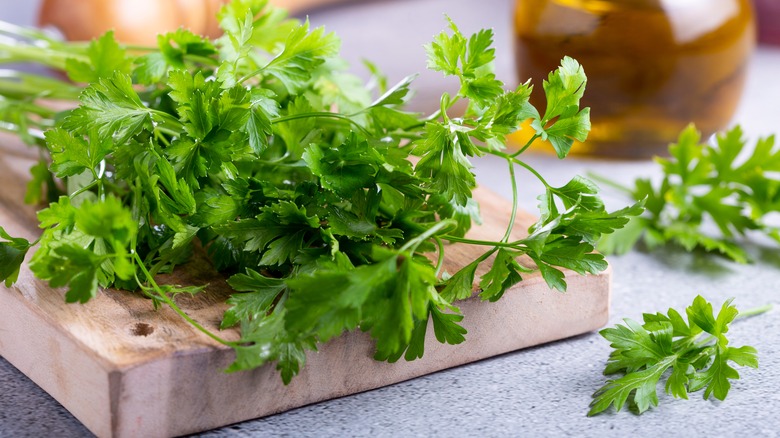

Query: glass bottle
[514,0,755,158]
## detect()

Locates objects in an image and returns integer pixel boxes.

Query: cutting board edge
[0,284,115,438]
[1,265,610,438]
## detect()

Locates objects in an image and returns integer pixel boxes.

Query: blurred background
[2,0,778,158]
[0,0,512,114]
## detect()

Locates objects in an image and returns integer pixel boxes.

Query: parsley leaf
[223,269,287,328]
[63,72,172,146]
[261,20,340,93]
[479,248,530,302]
[598,125,780,262]
[65,31,131,83]
[531,56,590,158]
[426,19,502,107]
[0,226,31,286]
[414,121,477,206]
[158,28,217,68]
[440,259,479,302]
[29,196,137,303]
[46,128,112,178]
[24,159,59,205]
[227,307,315,385]
[589,296,763,416]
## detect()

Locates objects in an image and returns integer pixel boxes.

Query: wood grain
[0,136,610,437]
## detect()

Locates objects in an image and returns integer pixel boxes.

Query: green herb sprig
[597,124,780,262]
[590,296,770,416]
[0,0,640,382]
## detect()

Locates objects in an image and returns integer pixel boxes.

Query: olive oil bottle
[514,0,755,158]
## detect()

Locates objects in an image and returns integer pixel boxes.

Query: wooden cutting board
[0,135,610,438]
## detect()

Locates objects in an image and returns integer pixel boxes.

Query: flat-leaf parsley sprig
[590,296,771,416]
[0,0,640,382]
[596,124,780,262]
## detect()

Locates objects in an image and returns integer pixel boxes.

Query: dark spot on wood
[130,322,154,336]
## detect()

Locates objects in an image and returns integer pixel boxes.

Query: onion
[38,0,228,44]
[38,0,357,45]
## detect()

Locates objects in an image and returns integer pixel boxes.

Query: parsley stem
[92,162,106,200]
[586,172,633,195]
[442,236,519,249]
[400,219,457,253]
[0,97,57,118]
[154,129,172,147]
[0,121,47,141]
[155,126,181,138]
[510,133,540,157]
[736,304,773,319]
[151,110,185,132]
[132,252,238,347]
[424,109,443,123]
[185,54,220,67]
[237,65,266,85]
[0,42,85,70]
[439,93,452,123]
[68,179,99,199]
[515,159,551,188]
[481,148,552,188]
[692,335,717,350]
[390,132,423,141]
[434,237,446,277]
[403,109,443,131]
[501,158,518,243]
[272,112,372,138]
[0,20,67,45]
[122,45,157,52]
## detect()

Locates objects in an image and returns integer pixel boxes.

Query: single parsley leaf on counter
[589,296,765,416]
[597,124,780,262]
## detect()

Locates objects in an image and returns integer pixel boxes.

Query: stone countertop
[2,0,780,436]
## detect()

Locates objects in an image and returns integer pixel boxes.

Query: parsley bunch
[590,296,767,415]
[598,125,780,262]
[0,0,639,382]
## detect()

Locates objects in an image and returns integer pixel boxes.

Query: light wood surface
[0,135,611,437]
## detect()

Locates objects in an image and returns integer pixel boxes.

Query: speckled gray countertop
[2,0,780,437]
